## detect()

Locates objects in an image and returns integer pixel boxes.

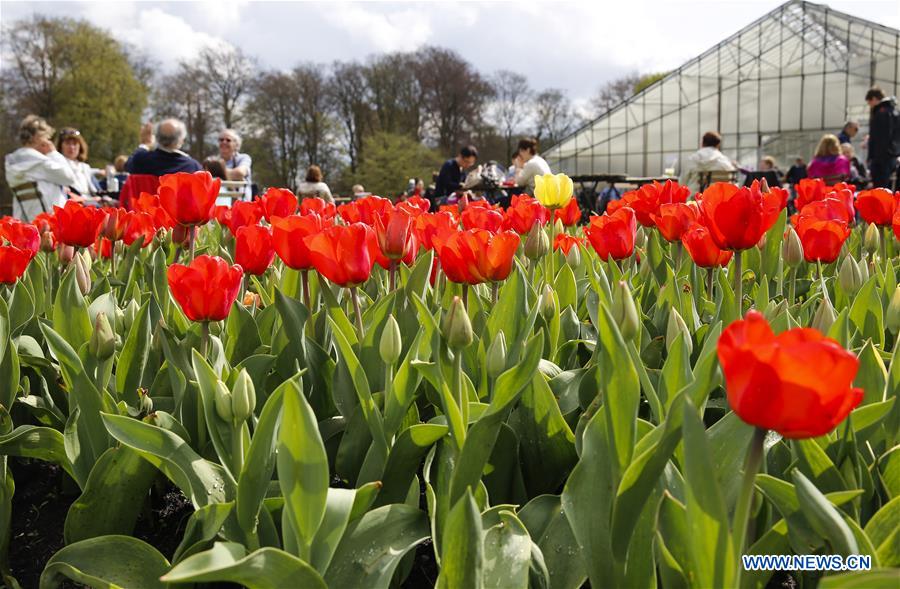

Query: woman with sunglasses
[57,128,101,199]
[216,129,252,200]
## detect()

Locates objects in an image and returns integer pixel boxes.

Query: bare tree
[590,72,640,117]
[294,63,334,174]
[363,53,423,141]
[2,16,73,119]
[196,45,255,128]
[533,88,574,149]
[328,61,370,173]
[490,70,532,161]
[416,47,494,152]
[246,71,305,190]
[153,62,214,158]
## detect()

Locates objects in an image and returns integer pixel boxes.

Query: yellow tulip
[534,173,574,209]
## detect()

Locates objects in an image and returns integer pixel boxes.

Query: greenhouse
[544,0,900,177]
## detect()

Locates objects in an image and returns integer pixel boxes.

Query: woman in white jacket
[4,115,77,219]
[57,127,100,198]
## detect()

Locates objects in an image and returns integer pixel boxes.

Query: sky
[1,0,898,105]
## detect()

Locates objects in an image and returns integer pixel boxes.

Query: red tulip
[856,189,897,226]
[795,217,850,264]
[96,237,113,259]
[100,208,132,242]
[122,212,157,247]
[795,178,854,213]
[305,223,376,286]
[158,171,220,226]
[270,214,324,270]
[894,208,900,244]
[261,188,298,221]
[415,212,458,251]
[651,202,699,242]
[0,246,32,284]
[32,212,56,235]
[699,181,786,251]
[338,195,393,225]
[503,195,549,234]
[225,200,263,236]
[0,219,39,258]
[717,310,862,438]
[681,223,733,268]
[461,202,504,233]
[398,195,431,217]
[439,229,520,285]
[629,180,691,227]
[235,225,275,276]
[554,197,581,226]
[53,201,107,248]
[554,233,583,255]
[133,192,174,229]
[583,207,637,261]
[299,197,336,221]
[793,197,853,225]
[167,255,243,322]
[374,209,416,261]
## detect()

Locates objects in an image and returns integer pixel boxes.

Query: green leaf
[64,446,158,543]
[483,511,531,589]
[377,423,448,507]
[101,413,233,507]
[818,569,900,588]
[191,350,240,482]
[117,299,152,407]
[224,301,261,365]
[793,438,847,494]
[864,496,900,567]
[855,339,888,405]
[277,380,328,561]
[486,263,527,347]
[437,489,483,589]
[792,469,858,556]
[52,266,92,350]
[519,494,585,589]
[324,504,429,589]
[172,502,234,563]
[310,488,355,574]
[161,542,326,589]
[39,535,170,589]
[0,425,77,485]
[849,277,884,347]
[681,396,734,588]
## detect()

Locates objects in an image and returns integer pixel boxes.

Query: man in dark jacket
[434,145,478,199]
[125,119,201,176]
[866,87,900,189]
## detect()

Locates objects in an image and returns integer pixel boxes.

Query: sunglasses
[218,137,233,143]
[60,129,81,137]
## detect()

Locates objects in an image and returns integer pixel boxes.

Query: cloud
[322,4,433,53]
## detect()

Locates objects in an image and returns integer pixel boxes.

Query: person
[203,157,228,180]
[56,128,99,197]
[865,87,900,189]
[513,137,552,193]
[837,121,859,145]
[841,143,868,186]
[351,184,369,199]
[785,158,807,186]
[296,165,334,203]
[125,119,202,176]
[807,134,851,180]
[682,131,737,192]
[112,155,129,188]
[4,115,77,219]
[215,128,252,199]
[435,145,478,199]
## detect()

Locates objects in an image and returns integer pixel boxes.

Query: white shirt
[5,147,77,219]
[515,155,552,192]
[296,181,334,203]
[65,159,97,196]
[682,147,736,192]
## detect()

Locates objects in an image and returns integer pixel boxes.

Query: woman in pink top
[807,134,851,180]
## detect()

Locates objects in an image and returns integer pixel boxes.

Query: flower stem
[350,286,365,340]
[547,219,557,284]
[232,424,245,477]
[301,269,311,310]
[454,350,467,442]
[462,284,469,309]
[733,427,767,579]
[200,321,210,358]
[491,282,499,306]
[734,253,743,318]
[389,261,397,292]
[789,266,797,305]
[189,226,197,262]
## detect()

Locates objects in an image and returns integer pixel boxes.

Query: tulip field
[2,171,900,588]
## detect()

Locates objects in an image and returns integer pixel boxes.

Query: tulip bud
[40,231,54,253]
[539,284,557,321]
[486,331,507,379]
[523,223,549,260]
[89,312,116,360]
[887,286,900,334]
[122,299,140,333]
[74,252,91,296]
[838,256,862,295]
[442,296,473,351]
[565,244,581,269]
[666,308,693,355]
[611,281,639,342]
[213,380,234,423]
[635,226,647,250]
[379,315,402,365]
[554,217,565,236]
[857,256,869,284]
[811,295,837,333]
[783,226,803,267]
[864,223,881,256]
[58,244,75,265]
[230,370,256,424]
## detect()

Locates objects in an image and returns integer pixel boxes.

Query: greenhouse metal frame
[544,0,900,178]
